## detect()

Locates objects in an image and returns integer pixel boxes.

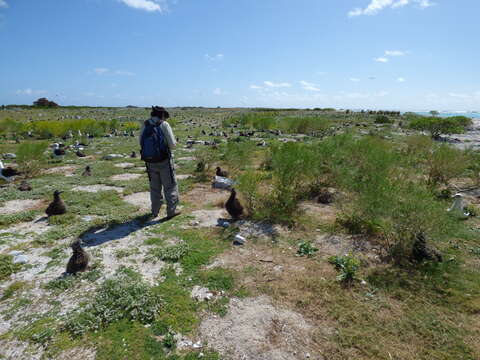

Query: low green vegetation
[0,254,22,280]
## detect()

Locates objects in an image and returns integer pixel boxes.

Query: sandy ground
[123,192,150,211]
[72,185,124,193]
[109,173,142,181]
[0,199,44,215]
[199,296,321,360]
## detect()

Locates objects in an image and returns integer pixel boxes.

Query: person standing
[140,106,180,219]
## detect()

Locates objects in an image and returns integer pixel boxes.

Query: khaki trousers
[146,158,179,216]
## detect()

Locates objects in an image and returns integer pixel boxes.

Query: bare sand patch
[177,174,193,181]
[200,296,319,360]
[44,165,78,176]
[184,184,229,210]
[123,192,150,211]
[0,199,44,215]
[114,162,135,169]
[110,173,142,181]
[56,347,96,360]
[72,185,123,193]
[190,209,227,227]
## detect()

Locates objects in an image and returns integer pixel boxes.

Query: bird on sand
[66,240,89,275]
[82,166,92,176]
[45,190,67,216]
[226,188,244,219]
[18,180,32,191]
[52,143,66,157]
[216,167,228,178]
[0,160,20,183]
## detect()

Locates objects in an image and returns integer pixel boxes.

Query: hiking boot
[166,211,182,220]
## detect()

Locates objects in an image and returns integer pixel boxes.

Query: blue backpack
[140,121,170,163]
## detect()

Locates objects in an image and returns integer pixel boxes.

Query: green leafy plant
[0,254,22,281]
[296,241,319,257]
[149,242,189,262]
[328,254,360,283]
[63,268,162,336]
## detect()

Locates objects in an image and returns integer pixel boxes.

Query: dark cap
[151,106,170,119]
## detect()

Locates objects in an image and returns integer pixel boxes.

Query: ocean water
[413,111,480,119]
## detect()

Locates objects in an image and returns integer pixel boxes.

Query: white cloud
[120,0,163,12]
[264,81,291,88]
[94,68,109,74]
[213,88,224,95]
[115,70,135,76]
[0,0,8,8]
[348,0,435,17]
[250,85,263,89]
[350,78,361,82]
[374,57,389,63]
[449,93,470,99]
[205,53,224,62]
[15,88,46,95]
[397,77,406,82]
[385,50,406,56]
[300,81,321,92]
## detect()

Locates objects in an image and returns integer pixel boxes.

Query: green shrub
[63,268,162,336]
[0,254,22,280]
[375,115,393,124]
[16,141,48,178]
[408,116,472,138]
[426,144,468,185]
[296,241,319,257]
[328,254,360,283]
[149,242,189,262]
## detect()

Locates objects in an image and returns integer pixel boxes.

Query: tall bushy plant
[16,142,48,178]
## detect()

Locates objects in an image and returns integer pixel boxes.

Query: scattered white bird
[448,193,470,218]
[0,160,20,182]
[52,143,66,158]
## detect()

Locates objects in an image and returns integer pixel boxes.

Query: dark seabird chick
[226,188,244,220]
[45,190,67,216]
[66,240,89,275]
[130,151,137,158]
[82,166,92,177]
[216,167,228,178]
[76,150,86,157]
[18,180,32,191]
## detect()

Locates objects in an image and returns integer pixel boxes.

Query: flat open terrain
[0,107,479,360]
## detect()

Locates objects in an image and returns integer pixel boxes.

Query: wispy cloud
[350,78,361,82]
[250,85,263,89]
[115,70,135,76]
[348,0,435,17]
[385,50,407,56]
[119,0,163,12]
[264,81,291,88]
[397,77,406,82]
[15,88,47,95]
[205,53,224,62]
[374,57,389,63]
[299,81,320,91]
[0,0,8,8]
[213,88,226,95]
[94,68,110,75]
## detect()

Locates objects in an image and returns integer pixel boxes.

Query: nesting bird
[52,143,66,157]
[130,151,137,158]
[216,167,229,178]
[225,188,244,219]
[45,190,67,216]
[66,240,89,275]
[0,160,20,182]
[18,180,32,192]
[82,165,92,176]
[448,193,470,218]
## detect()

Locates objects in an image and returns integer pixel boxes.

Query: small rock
[103,154,124,160]
[8,250,23,257]
[233,234,246,245]
[3,153,16,159]
[13,255,28,264]
[259,256,274,263]
[191,285,214,301]
[217,219,230,228]
[212,175,235,190]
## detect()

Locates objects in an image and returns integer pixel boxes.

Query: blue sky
[1,0,479,110]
